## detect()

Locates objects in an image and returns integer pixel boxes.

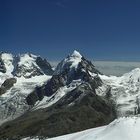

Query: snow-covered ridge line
[0,52,53,78]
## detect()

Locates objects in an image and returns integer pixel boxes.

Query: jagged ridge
[0,52,53,78]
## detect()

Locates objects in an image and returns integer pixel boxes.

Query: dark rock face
[36,57,54,75]
[78,57,101,75]
[0,56,6,73]
[2,78,17,89]
[44,74,66,96]
[26,87,45,105]
[0,87,6,96]
[0,78,17,95]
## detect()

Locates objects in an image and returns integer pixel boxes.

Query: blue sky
[1,0,140,61]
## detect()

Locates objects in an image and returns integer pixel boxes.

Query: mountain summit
[54,50,82,75]
[36,50,102,99]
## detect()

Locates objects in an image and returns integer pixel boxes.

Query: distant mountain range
[0,51,140,140]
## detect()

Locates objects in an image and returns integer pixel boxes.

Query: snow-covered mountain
[0,52,53,78]
[15,53,53,78]
[54,50,101,80]
[0,51,116,139]
[0,52,53,125]
[99,68,140,117]
[1,50,140,140]
[54,50,83,75]
[26,50,105,110]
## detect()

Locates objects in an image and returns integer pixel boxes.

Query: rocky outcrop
[26,87,45,105]
[0,78,17,95]
[0,57,6,73]
[36,57,54,75]
[2,78,17,89]
[44,74,66,97]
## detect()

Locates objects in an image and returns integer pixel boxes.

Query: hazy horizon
[50,60,140,76]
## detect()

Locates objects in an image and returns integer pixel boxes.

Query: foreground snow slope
[23,116,140,140]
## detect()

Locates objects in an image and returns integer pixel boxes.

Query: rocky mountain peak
[71,50,82,58]
[54,50,100,78]
[54,50,82,75]
[0,52,54,78]
[15,53,42,78]
[40,51,102,97]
